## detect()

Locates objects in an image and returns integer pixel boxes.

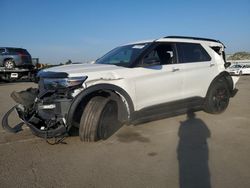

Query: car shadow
[177,111,211,188]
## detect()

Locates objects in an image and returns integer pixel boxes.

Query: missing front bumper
[2,88,72,139]
[2,105,68,138]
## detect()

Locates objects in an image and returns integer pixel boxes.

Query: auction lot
[0,77,250,188]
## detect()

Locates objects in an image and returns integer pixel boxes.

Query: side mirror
[224,62,231,68]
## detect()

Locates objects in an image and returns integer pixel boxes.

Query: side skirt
[131,97,204,124]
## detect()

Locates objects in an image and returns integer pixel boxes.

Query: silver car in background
[0,47,33,69]
[227,64,250,75]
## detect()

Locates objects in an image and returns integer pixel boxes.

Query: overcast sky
[1,0,250,64]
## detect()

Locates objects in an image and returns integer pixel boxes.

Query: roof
[164,36,221,43]
[125,40,154,45]
[0,47,25,50]
[158,36,225,47]
[125,36,225,47]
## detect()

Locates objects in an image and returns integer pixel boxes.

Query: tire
[204,80,230,114]
[79,96,119,142]
[4,60,15,69]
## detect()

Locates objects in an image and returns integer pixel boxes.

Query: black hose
[2,105,25,133]
[2,105,68,144]
[45,119,68,145]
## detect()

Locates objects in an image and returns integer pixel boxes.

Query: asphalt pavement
[0,77,250,188]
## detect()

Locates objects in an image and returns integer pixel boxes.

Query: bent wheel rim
[212,87,229,112]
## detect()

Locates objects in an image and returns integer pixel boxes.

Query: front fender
[66,84,135,129]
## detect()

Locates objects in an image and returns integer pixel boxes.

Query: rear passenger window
[177,43,211,63]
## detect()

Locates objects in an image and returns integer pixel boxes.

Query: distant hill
[228,52,250,60]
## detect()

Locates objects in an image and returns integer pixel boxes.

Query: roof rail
[164,36,221,43]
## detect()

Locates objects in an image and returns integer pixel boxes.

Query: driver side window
[142,50,161,66]
[141,43,176,67]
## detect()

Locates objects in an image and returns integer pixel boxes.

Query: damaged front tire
[79,96,120,142]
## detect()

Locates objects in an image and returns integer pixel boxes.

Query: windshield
[95,43,149,67]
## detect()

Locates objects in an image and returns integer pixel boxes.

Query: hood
[39,63,125,80]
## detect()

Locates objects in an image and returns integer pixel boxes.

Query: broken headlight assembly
[43,76,88,90]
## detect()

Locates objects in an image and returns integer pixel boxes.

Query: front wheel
[79,96,120,142]
[204,81,230,114]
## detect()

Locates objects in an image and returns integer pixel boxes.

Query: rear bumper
[231,76,240,89]
[231,88,238,97]
[14,57,33,68]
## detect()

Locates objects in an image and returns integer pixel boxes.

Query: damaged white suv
[3,36,238,142]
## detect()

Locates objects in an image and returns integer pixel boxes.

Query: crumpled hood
[39,63,126,80]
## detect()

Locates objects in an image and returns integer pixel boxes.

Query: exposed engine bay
[2,72,87,143]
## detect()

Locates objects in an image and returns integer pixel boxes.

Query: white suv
[227,64,250,75]
[3,36,238,142]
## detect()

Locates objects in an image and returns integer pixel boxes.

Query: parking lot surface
[0,77,250,188]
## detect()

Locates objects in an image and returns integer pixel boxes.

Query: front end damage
[2,72,87,140]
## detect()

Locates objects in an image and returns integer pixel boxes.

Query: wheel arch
[66,84,135,130]
[4,58,15,63]
[206,71,234,97]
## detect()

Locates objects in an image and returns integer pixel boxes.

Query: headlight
[43,76,87,90]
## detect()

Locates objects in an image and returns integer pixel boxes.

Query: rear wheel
[204,81,230,114]
[79,96,120,142]
[4,60,15,69]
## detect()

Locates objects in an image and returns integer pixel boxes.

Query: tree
[65,59,72,64]
[228,52,250,60]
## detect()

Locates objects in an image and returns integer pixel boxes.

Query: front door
[132,43,184,110]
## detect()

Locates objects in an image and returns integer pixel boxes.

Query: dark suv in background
[0,47,33,69]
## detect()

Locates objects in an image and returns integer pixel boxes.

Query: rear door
[176,42,218,98]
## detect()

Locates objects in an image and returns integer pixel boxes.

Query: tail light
[18,52,27,56]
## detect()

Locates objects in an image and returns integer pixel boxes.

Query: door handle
[172,67,180,72]
[210,63,215,67]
